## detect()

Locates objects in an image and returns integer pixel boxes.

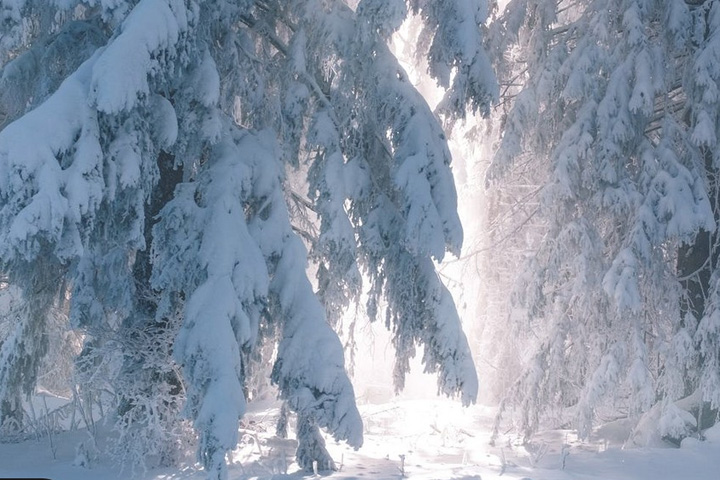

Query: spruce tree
[0,1,494,477]
[487,0,720,441]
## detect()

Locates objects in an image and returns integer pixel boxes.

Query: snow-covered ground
[3,393,720,480]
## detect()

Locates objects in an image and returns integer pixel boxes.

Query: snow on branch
[0,54,102,263]
[242,130,364,449]
[90,0,191,113]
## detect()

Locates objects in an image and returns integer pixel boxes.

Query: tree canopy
[0,0,493,478]
[487,0,720,443]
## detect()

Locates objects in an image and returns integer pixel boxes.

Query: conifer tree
[487,0,720,441]
[0,1,494,477]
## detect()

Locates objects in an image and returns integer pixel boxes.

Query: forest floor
[2,394,720,480]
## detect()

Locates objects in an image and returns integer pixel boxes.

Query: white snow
[90,0,186,113]
[3,391,720,480]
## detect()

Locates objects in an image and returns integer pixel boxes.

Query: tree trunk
[118,150,183,415]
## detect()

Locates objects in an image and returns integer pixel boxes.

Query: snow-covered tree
[0,0,493,477]
[487,0,720,441]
